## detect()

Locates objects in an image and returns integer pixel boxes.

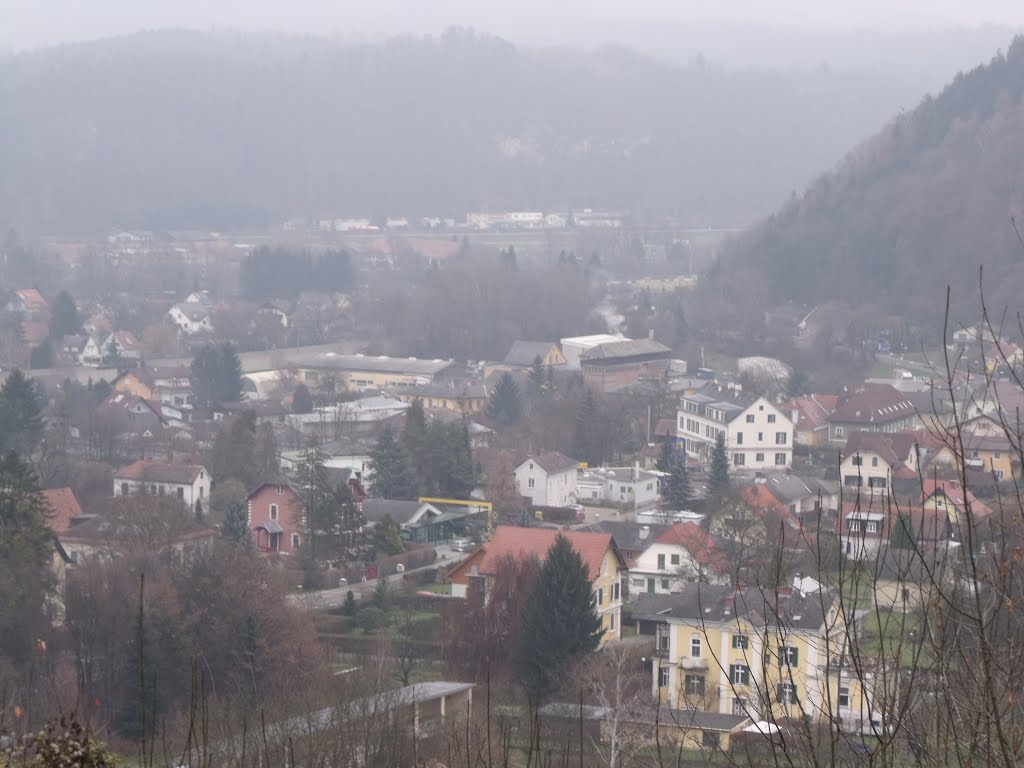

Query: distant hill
[711,37,1024,329]
[0,29,924,235]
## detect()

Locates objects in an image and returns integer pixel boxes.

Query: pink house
[247,482,304,554]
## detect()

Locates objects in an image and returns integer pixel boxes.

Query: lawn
[855,608,925,668]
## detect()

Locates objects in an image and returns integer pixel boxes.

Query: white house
[79,334,108,367]
[677,384,793,470]
[168,302,214,335]
[840,432,919,497]
[559,334,626,370]
[630,522,730,596]
[839,509,888,561]
[113,460,211,512]
[576,466,661,508]
[515,451,580,507]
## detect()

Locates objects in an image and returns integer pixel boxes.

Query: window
[732,634,749,650]
[609,613,615,630]
[690,637,702,658]
[779,645,799,667]
[702,732,721,749]
[150,484,157,495]
[775,453,787,465]
[620,486,627,493]
[757,432,763,441]
[270,504,279,521]
[659,666,670,687]
[291,534,300,548]
[121,483,129,496]
[835,426,844,437]
[734,454,745,466]
[158,485,165,496]
[685,674,705,695]
[177,487,184,499]
[661,578,670,590]
[767,414,776,423]
[838,686,850,708]
[995,451,1002,459]
[746,414,755,423]
[871,456,879,467]
[528,478,535,489]
[276,484,283,495]
[597,587,604,605]
[866,521,879,533]
[632,577,645,587]
[775,432,787,444]
[844,475,863,487]
[529,462,534,470]
[868,477,887,489]
[852,455,863,466]
[777,683,799,705]
[730,664,750,685]
[199,486,204,498]
[657,554,666,570]
[736,432,744,445]
[997,470,1005,480]
[612,582,620,600]
[756,453,765,462]
[732,698,749,716]
[670,554,680,565]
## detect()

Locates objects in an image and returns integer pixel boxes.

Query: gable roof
[778,395,836,431]
[519,451,579,475]
[171,302,213,321]
[922,478,993,521]
[362,499,438,526]
[453,526,622,581]
[503,340,562,367]
[843,431,913,469]
[650,582,834,632]
[582,520,670,556]
[114,460,206,485]
[42,488,85,533]
[758,472,837,506]
[653,522,729,575]
[581,338,672,361]
[14,288,48,312]
[831,383,916,424]
[740,483,799,529]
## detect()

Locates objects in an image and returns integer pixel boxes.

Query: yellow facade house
[647,581,880,732]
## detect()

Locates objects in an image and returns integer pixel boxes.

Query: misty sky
[5,0,1024,52]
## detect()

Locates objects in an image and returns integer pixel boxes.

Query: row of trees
[369,401,476,500]
[241,246,353,301]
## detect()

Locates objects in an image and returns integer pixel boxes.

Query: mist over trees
[711,36,1024,327]
[0,28,926,234]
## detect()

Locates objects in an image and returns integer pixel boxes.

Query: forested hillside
[711,37,1024,327]
[0,29,923,234]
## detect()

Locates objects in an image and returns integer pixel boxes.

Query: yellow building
[291,353,454,392]
[647,582,879,731]
[393,382,489,414]
[930,433,1014,481]
[447,525,627,644]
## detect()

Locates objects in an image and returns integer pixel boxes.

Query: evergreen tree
[708,432,731,501]
[190,345,219,408]
[209,410,260,488]
[29,337,54,369]
[514,536,603,703]
[372,514,405,555]
[403,398,429,488]
[572,388,607,466]
[293,441,332,560]
[49,289,81,338]
[292,383,313,413]
[0,451,53,663]
[663,443,693,510]
[890,513,916,549]
[431,421,476,498]
[529,354,546,391]
[488,372,522,425]
[0,368,44,455]
[223,500,252,545]
[369,424,418,500]
[217,342,243,403]
[254,421,280,479]
[194,498,204,523]
[656,435,674,473]
[342,590,358,617]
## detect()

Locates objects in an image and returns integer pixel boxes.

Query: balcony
[680,656,709,670]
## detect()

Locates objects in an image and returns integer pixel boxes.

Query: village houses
[113,460,211,512]
[515,451,580,508]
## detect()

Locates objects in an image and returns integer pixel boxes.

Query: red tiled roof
[15,288,48,312]
[778,395,835,431]
[922,478,992,521]
[42,488,84,533]
[740,484,800,529]
[454,525,621,581]
[114,460,205,485]
[831,384,916,424]
[654,522,729,574]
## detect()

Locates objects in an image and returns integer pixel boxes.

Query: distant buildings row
[288,208,628,234]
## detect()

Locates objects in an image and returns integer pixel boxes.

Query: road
[289,543,470,610]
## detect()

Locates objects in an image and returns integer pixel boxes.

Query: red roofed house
[631,522,730,594]
[448,526,627,644]
[779,394,838,447]
[7,288,48,314]
[113,460,211,513]
[839,431,922,497]
[246,481,304,554]
[829,383,919,444]
[41,487,87,533]
[921,477,993,543]
[514,451,580,508]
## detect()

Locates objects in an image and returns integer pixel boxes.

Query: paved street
[289,543,470,610]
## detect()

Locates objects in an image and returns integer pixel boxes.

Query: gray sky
[5,0,1024,51]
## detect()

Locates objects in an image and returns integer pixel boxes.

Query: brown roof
[778,395,835,431]
[452,526,622,582]
[523,451,580,475]
[843,431,918,477]
[42,488,84,533]
[15,288,48,312]
[654,522,729,575]
[922,478,992,521]
[581,338,672,361]
[831,383,916,425]
[114,460,206,485]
